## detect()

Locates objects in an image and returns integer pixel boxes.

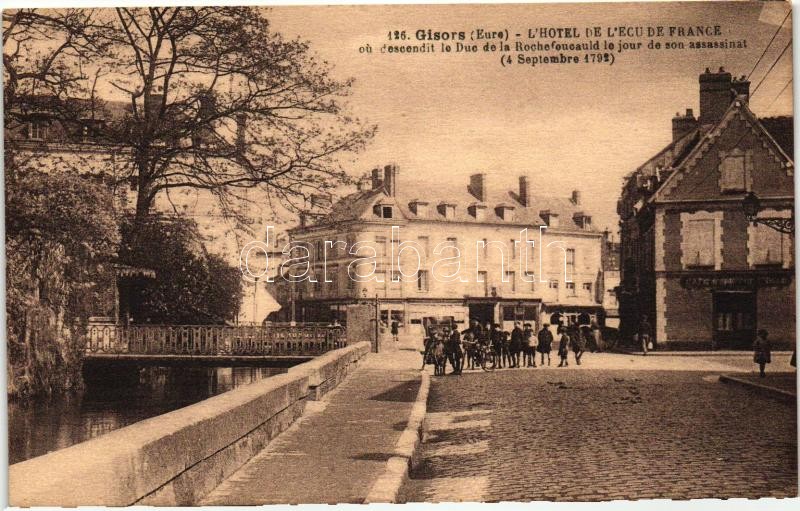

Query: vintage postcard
[3,0,797,507]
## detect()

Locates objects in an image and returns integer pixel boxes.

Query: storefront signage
[680,273,793,290]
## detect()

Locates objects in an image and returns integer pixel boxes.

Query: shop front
[671,271,795,350]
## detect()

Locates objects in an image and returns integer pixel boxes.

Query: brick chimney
[519,176,530,207]
[383,164,398,196]
[469,173,487,201]
[732,74,751,102]
[699,67,734,125]
[671,108,698,141]
[371,167,382,190]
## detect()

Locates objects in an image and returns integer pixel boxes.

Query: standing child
[753,329,772,378]
[557,326,571,367]
[510,322,524,368]
[537,323,553,366]
[524,323,537,367]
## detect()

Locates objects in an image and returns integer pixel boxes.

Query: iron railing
[85,323,346,356]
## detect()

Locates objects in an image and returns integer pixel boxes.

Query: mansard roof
[306,176,597,233]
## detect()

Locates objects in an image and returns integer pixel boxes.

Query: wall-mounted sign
[680,273,793,290]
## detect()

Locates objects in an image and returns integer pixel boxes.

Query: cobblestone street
[400,356,798,502]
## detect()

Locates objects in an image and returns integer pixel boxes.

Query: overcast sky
[267,1,793,234]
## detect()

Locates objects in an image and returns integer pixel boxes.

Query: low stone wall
[9,341,372,507]
[289,340,371,400]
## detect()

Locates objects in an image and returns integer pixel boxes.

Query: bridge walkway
[201,345,422,505]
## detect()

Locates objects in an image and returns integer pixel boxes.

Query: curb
[613,350,794,357]
[364,371,431,503]
[718,374,797,404]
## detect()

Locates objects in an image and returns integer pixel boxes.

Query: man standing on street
[447,326,463,375]
[639,315,652,355]
[572,324,586,365]
[537,323,553,366]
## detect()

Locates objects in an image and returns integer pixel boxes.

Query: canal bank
[8,365,290,464]
[9,342,372,506]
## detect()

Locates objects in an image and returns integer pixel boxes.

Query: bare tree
[96,6,375,226]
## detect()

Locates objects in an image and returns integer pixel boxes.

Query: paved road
[400,361,797,502]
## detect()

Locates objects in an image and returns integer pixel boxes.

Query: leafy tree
[5,170,120,398]
[4,10,120,398]
[118,216,243,324]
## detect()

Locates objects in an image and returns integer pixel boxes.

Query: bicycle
[467,341,496,372]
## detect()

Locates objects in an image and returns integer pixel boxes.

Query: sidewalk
[201,348,422,505]
[614,349,794,357]
[719,372,797,404]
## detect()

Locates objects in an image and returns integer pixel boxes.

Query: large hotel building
[272,167,611,340]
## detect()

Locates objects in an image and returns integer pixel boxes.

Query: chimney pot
[371,167,382,190]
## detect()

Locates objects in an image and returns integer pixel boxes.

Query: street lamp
[741,192,795,235]
[252,276,259,325]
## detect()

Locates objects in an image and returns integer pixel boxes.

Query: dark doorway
[713,292,756,349]
[468,303,495,326]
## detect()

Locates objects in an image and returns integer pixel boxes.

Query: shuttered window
[685,219,715,267]
[753,223,786,266]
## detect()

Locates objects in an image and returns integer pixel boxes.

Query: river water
[8,365,287,465]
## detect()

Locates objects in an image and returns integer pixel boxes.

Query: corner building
[276,166,607,340]
[618,68,795,349]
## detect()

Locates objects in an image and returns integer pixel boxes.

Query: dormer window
[573,212,592,230]
[468,202,487,221]
[540,210,560,228]
[409,200,429,217]
[27,120,47,141]
[373,204,393,219]
[437,202,456,219]
[78,118,105,143]
[495,203,515,221]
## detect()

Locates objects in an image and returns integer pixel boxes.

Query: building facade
[5,97,285,324]
[600,232,621,329]
[273,166,608,339]
[618,68,795,349]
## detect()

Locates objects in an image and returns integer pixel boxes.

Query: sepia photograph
[2,0,798,507]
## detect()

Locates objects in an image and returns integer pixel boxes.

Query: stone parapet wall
[9,341,372,507]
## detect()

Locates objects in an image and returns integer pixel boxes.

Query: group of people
[422,318,594,375]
